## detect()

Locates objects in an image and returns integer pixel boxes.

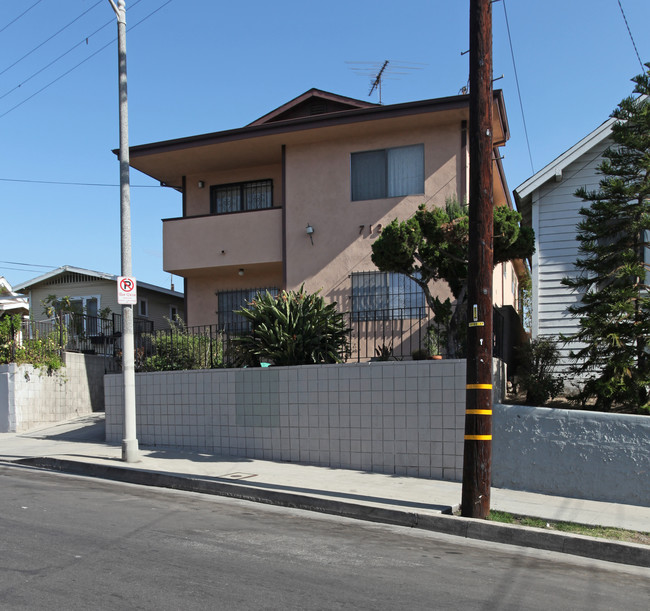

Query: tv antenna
[346,60,426,104]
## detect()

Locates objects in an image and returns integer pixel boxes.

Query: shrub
[516,336,564,405]
[411,348,429,361]
[234,286,349,366]
[140,318,222,371]
[0,314,63,372]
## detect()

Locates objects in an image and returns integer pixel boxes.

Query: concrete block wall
[106,360,468,481]
[0,353,106,433]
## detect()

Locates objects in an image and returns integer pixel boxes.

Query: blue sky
[1,0,648,290]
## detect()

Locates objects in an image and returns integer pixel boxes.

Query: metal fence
[126,310,461,371]
[4,305,508,372]
[5,313,153,371]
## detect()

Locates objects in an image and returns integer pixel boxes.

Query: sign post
[109,0,139,463]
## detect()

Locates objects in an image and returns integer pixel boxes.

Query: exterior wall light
[198,181,205,188]
[306,223,314,245]
[238,268,245,276]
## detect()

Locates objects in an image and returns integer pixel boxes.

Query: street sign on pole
[117,276,137,304]
[109,0,139,463]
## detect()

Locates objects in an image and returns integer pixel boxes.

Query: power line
[617,0,644,71]
[0,1,103,78]
[0,0,45,35]
[0,260,56,270]
[502,0,535,174]
[0,0,171,119]
[0,177,161,188]
[0,0,145,103]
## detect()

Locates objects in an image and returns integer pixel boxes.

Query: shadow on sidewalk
[19,414,106,444]
[67,446,453,513]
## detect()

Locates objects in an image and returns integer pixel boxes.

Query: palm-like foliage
[235,286,350,366]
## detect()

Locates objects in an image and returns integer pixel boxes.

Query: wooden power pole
[461,0,493,519]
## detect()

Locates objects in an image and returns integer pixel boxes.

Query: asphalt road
[0,464,647,611]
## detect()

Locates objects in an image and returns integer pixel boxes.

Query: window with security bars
[351,272,426,320]
[351,144,424,201]
[216,287,278,331]
[210,179,273,214]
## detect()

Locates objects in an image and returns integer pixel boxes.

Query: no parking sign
[117,276,137,304]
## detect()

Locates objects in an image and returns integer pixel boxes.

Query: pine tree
[561,65,650,412]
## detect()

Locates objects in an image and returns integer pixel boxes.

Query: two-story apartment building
[126,89,524,358]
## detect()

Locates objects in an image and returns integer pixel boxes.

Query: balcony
[163,207,283,275]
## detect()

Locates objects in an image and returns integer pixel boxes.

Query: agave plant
[234,286,350,366]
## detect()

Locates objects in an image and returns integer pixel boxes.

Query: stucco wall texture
[492,404,650,507]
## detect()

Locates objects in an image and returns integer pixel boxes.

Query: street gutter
[10,456,650,569]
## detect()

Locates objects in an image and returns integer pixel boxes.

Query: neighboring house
[514,117,616,371]
[15,266,184,331]
[0,277,29,318]
[125,88,526,358]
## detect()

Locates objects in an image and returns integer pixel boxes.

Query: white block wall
[0,353,105,432]
[106,360,469,481]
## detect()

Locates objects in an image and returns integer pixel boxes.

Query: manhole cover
[219,472,258,480]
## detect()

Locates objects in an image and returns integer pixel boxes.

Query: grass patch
[486,510,650,545]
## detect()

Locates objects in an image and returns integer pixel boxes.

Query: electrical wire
[0,0,45,35]
[0,1,103,77]
[0,178,161,188]
[0,260,56,270]
[617,0,645,71]
[0,0,171,118]
[0,0,145,103]
[501,0,535,174]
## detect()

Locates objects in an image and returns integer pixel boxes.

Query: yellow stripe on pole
[466,383,492,389]
[466,409,492,415]
[464,434,492,441]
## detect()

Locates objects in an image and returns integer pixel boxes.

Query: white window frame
[138,298,148,318]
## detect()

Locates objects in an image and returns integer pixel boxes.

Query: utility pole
[108,0,138,462]
[461,0,493,518]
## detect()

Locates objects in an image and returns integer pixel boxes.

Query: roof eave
[514,117,616,202]
[14,265,183,299]
[121,93,480,159]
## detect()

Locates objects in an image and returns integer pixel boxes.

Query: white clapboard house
[514,117,616,376]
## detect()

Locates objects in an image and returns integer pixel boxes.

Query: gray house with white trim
[514,118,615,373]
[15,266,184,331]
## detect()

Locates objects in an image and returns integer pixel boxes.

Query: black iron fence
[6,313,153,368]
[3,306,512,372]
[125,311,460,371]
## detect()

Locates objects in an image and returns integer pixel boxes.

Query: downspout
[281,144,287,290]
[181,175,188,322]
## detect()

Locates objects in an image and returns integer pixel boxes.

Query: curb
[12,457,650,569]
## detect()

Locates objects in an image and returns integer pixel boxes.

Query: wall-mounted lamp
[306,223,314,245]
[238,268,245,276]
[197,180,205,189]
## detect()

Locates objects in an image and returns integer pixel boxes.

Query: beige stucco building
[127,89,524,358]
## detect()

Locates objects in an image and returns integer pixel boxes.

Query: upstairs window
[351,144,424,201]
[351,271,426,321]
[210,179,273,214]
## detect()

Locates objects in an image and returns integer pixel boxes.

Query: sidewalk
[1,414,648,568]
